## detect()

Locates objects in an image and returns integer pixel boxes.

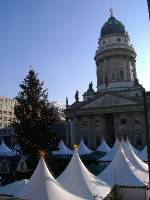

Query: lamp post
[143,88,150,184]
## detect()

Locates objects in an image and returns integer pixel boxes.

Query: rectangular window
[4,123,7,127]
[0,123,2,127]
[120,118,127,125]
[82,121,88,126]
[4,110,7,114]
[95,120,101,127]
[3,117,7,121]
[0,110,2,114]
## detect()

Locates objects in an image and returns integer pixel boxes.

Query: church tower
[95,11,137,92]
[65,11,149,149]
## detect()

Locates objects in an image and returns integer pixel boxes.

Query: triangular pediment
[81,93,138,109]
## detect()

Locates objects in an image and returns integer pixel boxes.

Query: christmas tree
[13,69,59,156]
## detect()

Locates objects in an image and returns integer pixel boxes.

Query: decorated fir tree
[13,69,59,156]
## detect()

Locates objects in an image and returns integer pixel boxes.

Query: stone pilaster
[65,118,71,146]
[114,113,119,139]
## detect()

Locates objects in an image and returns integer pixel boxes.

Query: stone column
[88,115,94,148]
[70,119,75,146]
[127,112,134,144]
[114,113,119,140]
[74,117,81,145]
[103,115,107,142]
[66,118,71,146]
[126,58,131,81]
[131,58,137,80]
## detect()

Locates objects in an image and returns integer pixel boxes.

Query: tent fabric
[126,139,141,156]
[17,158,28,172]
[0,179,28,196]
[97,145,149,187]
[57,151,111,200]
[16,157,85,200]
[98,139,119,162]
[121,140,148,172]
[0,141,16,156]
[138,146,148,162]
[52,140,73,155]
[77,140,93,155]
[96,138,111,153]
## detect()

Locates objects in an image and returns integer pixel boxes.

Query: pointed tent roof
[16,157,85,200]
[0,179,28,196]
[96,138,111,153]
[98,145,148,187]
[0,141,16,156]
[121,140,148,172]
[77,139,93,155]
[57,151,111,199]
[99,139,119,161]
[52,140,73,155]
[127,139,141,156]
[138,146,148,162]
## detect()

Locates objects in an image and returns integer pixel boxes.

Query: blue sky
[0,0,150,104]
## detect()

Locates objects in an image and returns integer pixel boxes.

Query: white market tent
[126,138,141,156]
[77,139,93,155]
[97,144,149,187]
[98,139,119,162]
[0,179,28,196]
[138,146,148,162]
[52,140,73,155]
[0,141,16,156]
[16,157,85,200]
[57,151,111,200]
[96,138,111,153]
[121,140,148,172]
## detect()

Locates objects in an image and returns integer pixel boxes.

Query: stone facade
[0,96,16,146]
[65,14,150,148]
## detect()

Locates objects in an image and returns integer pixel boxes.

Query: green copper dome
[101,16,125,37]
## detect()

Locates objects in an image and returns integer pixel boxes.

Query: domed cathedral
[96,11,137,92]
[65,11,150,148]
